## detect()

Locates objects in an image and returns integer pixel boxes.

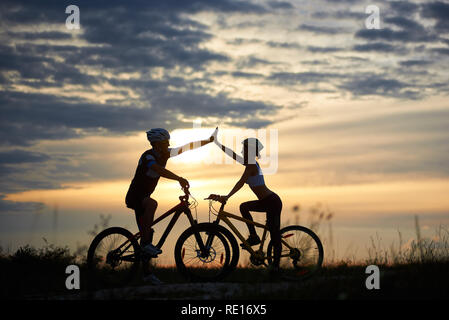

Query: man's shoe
[240,234,261,249]
[143,274,164,285]
[142,243,162,258]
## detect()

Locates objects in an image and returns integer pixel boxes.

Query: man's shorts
[125,191,146,218]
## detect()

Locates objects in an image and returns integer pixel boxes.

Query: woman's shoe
[240,234,261,248]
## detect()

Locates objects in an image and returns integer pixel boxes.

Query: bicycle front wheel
[87,227,141,288]
[267,225,324,281]
[175,224,231,282]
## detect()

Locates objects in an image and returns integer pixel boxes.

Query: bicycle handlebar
[204,196,226,204]
[179,187,190,202]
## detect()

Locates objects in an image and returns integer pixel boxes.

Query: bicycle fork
[185,209,210,258]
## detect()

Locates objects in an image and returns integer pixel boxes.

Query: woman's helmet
[242,138,264,157]
[146,128,170,142]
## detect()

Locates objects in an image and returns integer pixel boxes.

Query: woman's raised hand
[209,127,218,143]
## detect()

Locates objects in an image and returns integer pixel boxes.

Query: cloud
[421,1,449,33]
[0,150,50,165]
[1,0,448,201]
[0,0,284,149]
[306,46,343,53]
[338,75,419,99]
[352,42,406,53]
[267,1,294,10]
[311,10,365,20]
[298,23,349,35]
[399,59,433,67]
[0,195,46,215]
[354,27,435,43]
[267,71,344,85]
[0,89,279,146]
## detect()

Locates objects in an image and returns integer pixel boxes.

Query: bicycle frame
[211,201,295,260]
[116,193,209,259]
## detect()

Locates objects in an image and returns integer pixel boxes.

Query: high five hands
[206,127,228,203]
[209,127,218,143]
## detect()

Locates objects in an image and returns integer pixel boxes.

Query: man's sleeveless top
[125,149,169,209]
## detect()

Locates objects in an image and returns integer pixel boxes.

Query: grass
[1,233,448,300]
[1,209,448,299]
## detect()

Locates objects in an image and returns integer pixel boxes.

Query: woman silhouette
[208,130,282,273]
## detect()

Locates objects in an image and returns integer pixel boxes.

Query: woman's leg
[266,195,282,268]
[239,200,263,236]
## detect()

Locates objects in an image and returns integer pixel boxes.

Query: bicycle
[205,197,324,281]
[87,188,238,286]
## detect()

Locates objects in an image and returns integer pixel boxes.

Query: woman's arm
[223,166,252,200]
[208,166,254,202]
[214,139,245,165]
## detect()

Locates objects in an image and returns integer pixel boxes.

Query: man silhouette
[125,127,217,284]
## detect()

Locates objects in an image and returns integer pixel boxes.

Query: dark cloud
[0,150,50,165]
[0,89,278,146]
[432,47,449,55]
[0,0,281,150]
[6,31,73,41]
[231,71,263,78]
[355,27,436,43]
[298,24,349,35]
[399,59,433,67]
[0,195,46,215]
[421,1,449,33]
[267,1,294,10]
[311,10,365,20]
[355,3,444,44]
[265,41,302,49]
[338,75,420,99]
[352,42,407,53]
[389,1,420,15]
[306,46,343,53]
[236,55,279,68]
[267,71,343,85]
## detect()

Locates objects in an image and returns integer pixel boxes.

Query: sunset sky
[1,0,448,265]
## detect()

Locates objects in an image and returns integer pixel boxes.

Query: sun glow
[169,127,217,164]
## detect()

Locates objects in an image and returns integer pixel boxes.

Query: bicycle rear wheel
[267,225,324,281]
[87,227,141,288]
[175,224,231,282]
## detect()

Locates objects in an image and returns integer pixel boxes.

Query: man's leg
[136,197,158,278]
[139,197,158,246]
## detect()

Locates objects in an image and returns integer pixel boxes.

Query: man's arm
[169,128,217,158]
[169,139,211,157]
[150,163,189,190]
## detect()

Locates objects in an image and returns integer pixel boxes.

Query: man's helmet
[146,128,170,142]
[242,138,264,155]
